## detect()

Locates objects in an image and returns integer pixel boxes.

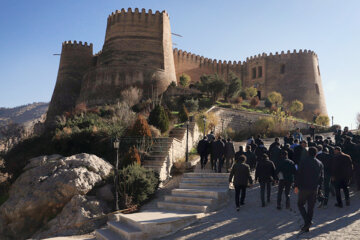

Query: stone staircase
[95,172,229,240]
[141,122,197,182]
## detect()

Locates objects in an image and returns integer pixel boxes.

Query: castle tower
[242,50,327,120]
[77,8,176,105]
[46,41,93,125]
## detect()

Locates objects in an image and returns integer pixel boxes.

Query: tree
[208,74,226,102]
[179,73,191,87]
[244,87,258,100]
[267,91,283,107]
[178,104,189,123]
[224,72,242,102]
[121,87,143,107]
[250,96,260,108]
[148,105,169,133]
[121,146,141,168]
[195,74,212,98]
[129,115,152,137]
[315,115,330,126]
[289,100,304,115]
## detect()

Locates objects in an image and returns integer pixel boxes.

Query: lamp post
[186,121,189,163]
[113,138,120,211]
[203,117,206,137]
[331,116,334,126]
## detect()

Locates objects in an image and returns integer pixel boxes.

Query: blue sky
[0,0,359,128]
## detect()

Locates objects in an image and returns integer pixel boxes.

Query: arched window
[317,65,320,76]
[315,84,320,95]
[280,64,285,74]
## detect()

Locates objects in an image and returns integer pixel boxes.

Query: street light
[113,138,120,211]
[332,116,334,126]
[203,117,206,137]
[186,121,189,163]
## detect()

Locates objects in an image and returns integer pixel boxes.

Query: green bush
[267,91,283,107]
[178,104,189,123]
[289,100,304,115]
[198,98,212,110]
[117,164,159,208]
[148,105,169,133]
[179,73,191,87]
[184,98,199,112]
[264,98,272,108]
[254,117,276,137]
[244,87,258,99]
[315,115,330,126]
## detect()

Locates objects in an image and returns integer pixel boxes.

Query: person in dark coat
[255,153,276,207]
[197,136,209,169]
[309,124,316,140]
[276,150,297,209]
[235,146,245,161]
[229,155,253,211]
[255,141,268,165]
[332,146,353,207]
[269,137,280,152]
[284,132,292,145]
[283,144,294,161]
[245,145,256,171]
[255,134,262,146]
[343,137,360,190]
[316,146,332,207]
[210,139,217,171]
[207,131,215,142]
[307,137,317,148]
[214,136,225,173]
[269,142,281,169]
[293,140,308,165]
[224,138,236,173]
[295,147,324,233]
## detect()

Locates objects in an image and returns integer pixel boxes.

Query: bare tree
[121,87,143,107]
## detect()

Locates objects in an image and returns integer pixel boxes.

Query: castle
[46,8,327,124]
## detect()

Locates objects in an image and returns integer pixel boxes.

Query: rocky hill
[0,102,48,128]
[0,102,48,152]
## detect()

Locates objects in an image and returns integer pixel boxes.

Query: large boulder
[0,153,113,240]
[34,195,110,238]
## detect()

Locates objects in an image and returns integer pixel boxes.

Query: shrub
[74,102,87,114]
[264,98,272,108]
[121,87,143,107]
[239,91,248,100]
[315,115,330,126]
[230,96,243,104]
[224,72,242,101]
[250,96,260,108]
[289,100,304,115]
[244,87,258,99]
[129,115,152,137]
[267,91,283,107]
[121,146,141,168]
[196,112,219,135]
[254,117,275,137]
[148,105,169,133]
[178,104,189,123]
[184,98,199,112]
[179,73,191,87]
[117,164,159,209]
[198,98,212,110]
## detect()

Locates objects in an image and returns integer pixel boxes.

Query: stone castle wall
[173,49,327,120]
[46,8,327,125]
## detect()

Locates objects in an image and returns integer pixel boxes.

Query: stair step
[179,182,228,189]
[184,173,229,178]
[182,177,229,183]
[142,160,164,166]
[96,228,123,240]
[172,188,226,198]
[107,221,143,240]
[158,201,208,213]
[165,195,214,205]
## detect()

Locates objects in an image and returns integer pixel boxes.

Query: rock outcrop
[0,153,113,240]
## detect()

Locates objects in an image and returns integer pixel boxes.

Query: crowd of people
[197,126,360,233]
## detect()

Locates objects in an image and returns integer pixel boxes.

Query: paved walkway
[160,136,360,240]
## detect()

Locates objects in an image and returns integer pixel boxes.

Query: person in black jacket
[293,140,308,165]
[269,142,281,169]
[295,147,324,233]
[283,144,294,161]
[229,155,253,211]
[332,146,353,207]
[276,150,297,209]
[245,145,256,171]
[316,146,332,207]
[214,136,225,173]
[255,153,276,207]
[197,136,209,169]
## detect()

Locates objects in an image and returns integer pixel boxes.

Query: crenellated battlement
[62,40,93,51]
[107,8,168,26]
[245,49,317,63]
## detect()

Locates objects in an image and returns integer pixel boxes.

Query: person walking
[214,136,225,173]
[245,145,256,171]
[316,146,332,208]
[255,153,276,207]
[293,140,308,165]
[332,146,353,207]
[309,124,316,140]
[224,138,236,173]
[229,155,253,211]
[293,128,303,142]
[276,150,297,210]
[197,136,209,169]
[294,147,324,233]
